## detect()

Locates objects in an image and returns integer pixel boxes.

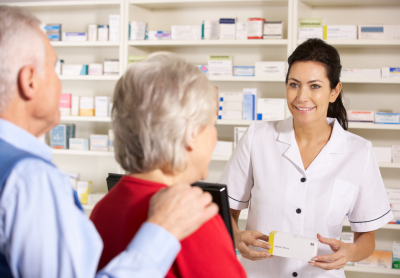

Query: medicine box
[299,18,324,40]
[219,101,242,111]
[108,129,114,151]
[197,65,208,75]
[88,64,103,75]
[129,21,147,40]
[95,96,109,117]
[234,66,255,77]
[359,25,400,40]
[69,138,89,151]
[59,93,71,116]
[208,55,233,76]
[128,55,147,64]
[247,18,264,39]
[77,181,91,205]
[324,25,357,40]
[104,59,119,75]
[90,134,108,151]
[109,14,120,42]
[55,59,63,75]
[347,110,374,122]
[375,112,400,125]
[234,127,248,148]
[171,25,201,40]
[62,32,87,42]
[88,24,97,41]
[341,68,381,79]
[219,18,236,40]
[382,67,400,79]
[257,98,286,121]
[79,97,94,116]
[212,141,233,157]
[243,88,257,121]
[236,22,247,40]
[219,92,243,102]
[393,242,400,269]
[41,24,62,41]
[62,64,88,76]
[98,25,109,41]
[50,124,74,149]
[393,145,400,163]
[148,31,171,40]
[372,147,392,163]
[354,250,392,268]
[263,21,283,39]
[341,232,354,265]
[202,20,219,40]
[386,188,400,205]
[218,110,242,120]
[255,62,285,77]
[71,96,79,116]
[268,231,318,261]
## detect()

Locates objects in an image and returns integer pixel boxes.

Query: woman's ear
[329,82,342,103]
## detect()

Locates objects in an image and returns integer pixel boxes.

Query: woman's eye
[311,84,320,89]
[290,83,298,88]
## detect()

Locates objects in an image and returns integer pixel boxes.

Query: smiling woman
[218,38,392,278]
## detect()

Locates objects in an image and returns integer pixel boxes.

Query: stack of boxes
[58,59,119,76]
[58,94,113,118]
[347,110,400,125]
[41,24,62,41]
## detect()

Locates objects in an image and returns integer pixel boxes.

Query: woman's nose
[297,86,310,102]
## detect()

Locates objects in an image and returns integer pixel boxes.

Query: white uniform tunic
[218,117,392,278]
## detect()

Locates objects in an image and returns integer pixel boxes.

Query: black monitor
[106,174,235,249]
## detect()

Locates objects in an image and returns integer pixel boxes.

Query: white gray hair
[0,5,45,113]
[113,52,217,174]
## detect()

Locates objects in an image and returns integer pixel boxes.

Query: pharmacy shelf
[52,149,115,157]
[344,266,400,275]
[349,123,400,130]
[130,0,289,9]
[341,78,400,85]
[211,155,230,161]
[60,116,112,122]
[216,120,254,126]
[51,41,121,47]
[128,39,288,47]
[343,220,400,230]
[300,0,400,7]
[4,1,121,8]
[59,75,120,81]
[209,76,285,82]
[297,39,400,48]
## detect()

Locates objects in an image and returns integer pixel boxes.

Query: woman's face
[188,114,218,181]
[286,61,339,127]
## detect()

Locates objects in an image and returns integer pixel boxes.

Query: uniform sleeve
[348,142,393,232]
[218,123,255,210]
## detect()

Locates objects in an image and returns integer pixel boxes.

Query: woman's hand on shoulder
[309,234,356,270]
[235,230,273,261]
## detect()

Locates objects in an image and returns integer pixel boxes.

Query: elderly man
[0,5,218,278]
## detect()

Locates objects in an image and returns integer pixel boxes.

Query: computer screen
[106,174,235,249]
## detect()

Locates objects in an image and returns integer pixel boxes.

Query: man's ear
[329,82,342,103]
[18,65,39,101]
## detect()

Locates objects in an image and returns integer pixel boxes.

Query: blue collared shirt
[0,119,180,278]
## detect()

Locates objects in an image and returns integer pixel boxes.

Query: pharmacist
[219,38,392,278]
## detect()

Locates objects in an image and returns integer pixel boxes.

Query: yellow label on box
[79,109,94,116]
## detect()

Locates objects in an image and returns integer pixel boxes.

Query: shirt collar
[0,118,52,162]
[277,116,347,154]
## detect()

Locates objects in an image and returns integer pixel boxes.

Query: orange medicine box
[354,250,392,268]
[347,110,374,122]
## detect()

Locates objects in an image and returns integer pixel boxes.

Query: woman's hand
[309,234,356,270]
[235,230,273,261]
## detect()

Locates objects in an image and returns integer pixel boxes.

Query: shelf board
[59,75,120,81]
[216,120,254,126]
[209,76,285,82]
[343,220,400,230]
[344,266,400,275]
[129,39,288,47]
[51,41,121,47]
[130,0,288,9]
[4,1,121,8]
[300,0,400,7]
[211,155,230,161]
[341,78,400,85]
[348,122,400,130]
[298,39,400,48]
[60,116,111,122]
[52,149,114,157]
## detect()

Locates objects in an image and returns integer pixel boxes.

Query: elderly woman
[90,52,246,278]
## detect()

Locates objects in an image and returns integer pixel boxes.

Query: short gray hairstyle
[0,6,45,113]
[113,52,217,174]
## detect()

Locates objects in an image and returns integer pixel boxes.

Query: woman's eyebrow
[308,79,324,83]
[288,78,301,83]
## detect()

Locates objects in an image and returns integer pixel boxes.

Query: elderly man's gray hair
[0,6,45,113]
[113,52,217,174]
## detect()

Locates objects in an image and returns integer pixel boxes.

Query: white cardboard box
[208,55,233,76]
[298,27,323,39]
[104,59,119,75]
[71,96,79,116]
[372,147,392,163]
[341,68,381,79]
[129,21,146,40]
[219,18,236,40]
[219,101,242,111]
[202,20,219,40]
[263,21,283,39]
[88,24,97,41]
[219,92,243,102]
[324,25,357,40]
[359,25,400,40]
[393,145,400,163]
[95,96,109,117]
[268,231,318,261]
[347,110,374,122]
[247,18,264,39]
[69,138,89,150]
[257,98,286,121]
[171,25,201,40]
[88,64,103,75]
[213,141,233,157]
[90,134,108,151]
[382,67,400,79]
[255,61,285,77]
[236,22,247,40]
[109,14,120,42]
[375,112,400,124]
[98,25,109,41]
[218,110,242,120]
